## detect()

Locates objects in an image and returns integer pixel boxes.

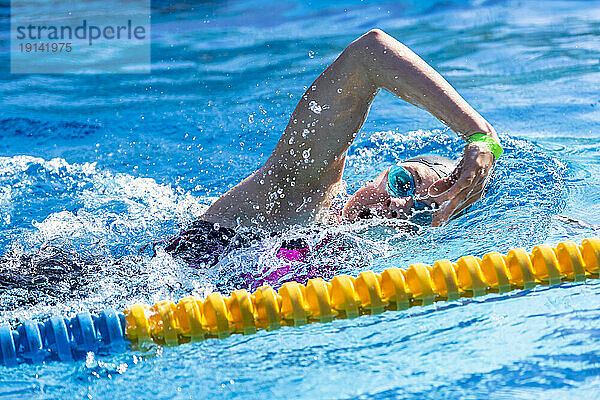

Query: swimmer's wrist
[460,120,499,142]
[467,132,503,160]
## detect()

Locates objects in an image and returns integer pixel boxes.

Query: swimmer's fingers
[429,163,483,210]
[430,141,494,196]
[435,181,486,225]
[428,141,495,225]
[427,158,464,198]
[430,173,487,226]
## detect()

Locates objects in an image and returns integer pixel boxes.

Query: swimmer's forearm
[353,30,498,142]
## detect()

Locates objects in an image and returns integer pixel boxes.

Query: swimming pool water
[1,0,600,398]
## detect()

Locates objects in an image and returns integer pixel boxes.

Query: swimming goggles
[387,165,434,225]
[387,165,416,198]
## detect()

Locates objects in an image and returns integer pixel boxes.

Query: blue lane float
[0,310,127,366]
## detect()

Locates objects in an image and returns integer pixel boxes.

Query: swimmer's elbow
[354,29,391,47]
[347,28,406,58]
[363,28,387,40]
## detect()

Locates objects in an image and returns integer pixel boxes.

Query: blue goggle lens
[387,166,435,225]
[387,166,415,198]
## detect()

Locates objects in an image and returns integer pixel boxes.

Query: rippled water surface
[1,0,600,398]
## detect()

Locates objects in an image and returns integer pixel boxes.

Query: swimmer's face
[342,162,440,222]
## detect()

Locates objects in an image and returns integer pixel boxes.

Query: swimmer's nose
[385,197,413,218]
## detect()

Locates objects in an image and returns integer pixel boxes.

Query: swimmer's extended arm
[269,29,498,223]
[270,29,497,175]
[203,29,498,228]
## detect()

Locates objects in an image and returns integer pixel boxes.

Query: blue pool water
[1,0,600,398]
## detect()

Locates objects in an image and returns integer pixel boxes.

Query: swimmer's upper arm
[266,43,375,184]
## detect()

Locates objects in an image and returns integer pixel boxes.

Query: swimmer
[0,30,503,303]
[167,29,502,264]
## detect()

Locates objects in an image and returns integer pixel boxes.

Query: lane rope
[1,237,599,366]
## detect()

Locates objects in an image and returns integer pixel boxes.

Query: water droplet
[308,100,322,114]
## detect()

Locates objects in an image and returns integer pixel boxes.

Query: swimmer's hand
[427,140,497,226]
